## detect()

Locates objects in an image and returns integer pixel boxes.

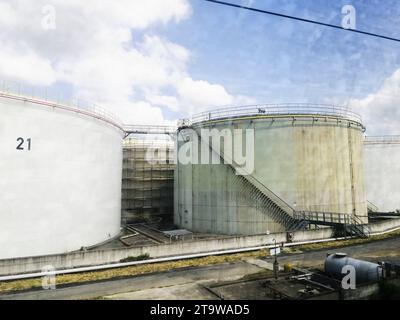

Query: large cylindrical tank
[175,105,367,235]
[0,92,124,259]
[325,253,382,284]
[364,136,400,213]
[122,138,174,224]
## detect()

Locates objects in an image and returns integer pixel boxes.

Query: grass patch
[0,250,269,294]
[119,253,150,263]
[241,269,274,281]
[294,229,400,252]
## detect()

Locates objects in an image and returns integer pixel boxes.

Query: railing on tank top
[191,104,363,125]
[0,88,123,131]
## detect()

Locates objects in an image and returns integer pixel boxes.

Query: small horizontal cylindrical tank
[364,136,400,212]
[325,253,382,284]
[175,104,368,235]
[0,92,124,259]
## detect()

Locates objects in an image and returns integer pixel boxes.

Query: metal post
[272,238,279,280]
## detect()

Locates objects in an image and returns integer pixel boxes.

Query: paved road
[267,236,400,268]
[0,261,261,300]
[1,236,400,300]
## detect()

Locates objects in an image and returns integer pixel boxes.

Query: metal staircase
[184,126,369,237]
[287,219,311,231]
[345,215,371,238]
[294,211,370,238]
[189,127,302,231]
[230,167,302,230]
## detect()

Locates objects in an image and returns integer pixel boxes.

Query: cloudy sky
[0,0,399,134]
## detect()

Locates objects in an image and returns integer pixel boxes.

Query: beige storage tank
[175,104,367,235]
[364,136,400,213]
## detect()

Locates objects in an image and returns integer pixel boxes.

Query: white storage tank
[0,92,124,259]
[364,136,400,213]
[175,104,368,235]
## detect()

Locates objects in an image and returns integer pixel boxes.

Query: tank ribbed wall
[175,114,367,235]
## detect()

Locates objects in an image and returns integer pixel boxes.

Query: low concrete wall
[0,228,333,276]
[369,218,400,234]
[291,227,334,242]
[0,219,398,276]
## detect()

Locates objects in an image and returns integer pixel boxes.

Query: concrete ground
[2,236,400,300]
[104,283,216,300]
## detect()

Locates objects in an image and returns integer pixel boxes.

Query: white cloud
[117,101,169,126]
[0,0,253,124]
[349,69,400,135]
[146,76,255,116]
[146,94,181,112]
[0,48,56,86]
[0,2,19,28]
[176,77,234,114]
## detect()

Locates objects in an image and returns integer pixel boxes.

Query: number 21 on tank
[16,137,32,151]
